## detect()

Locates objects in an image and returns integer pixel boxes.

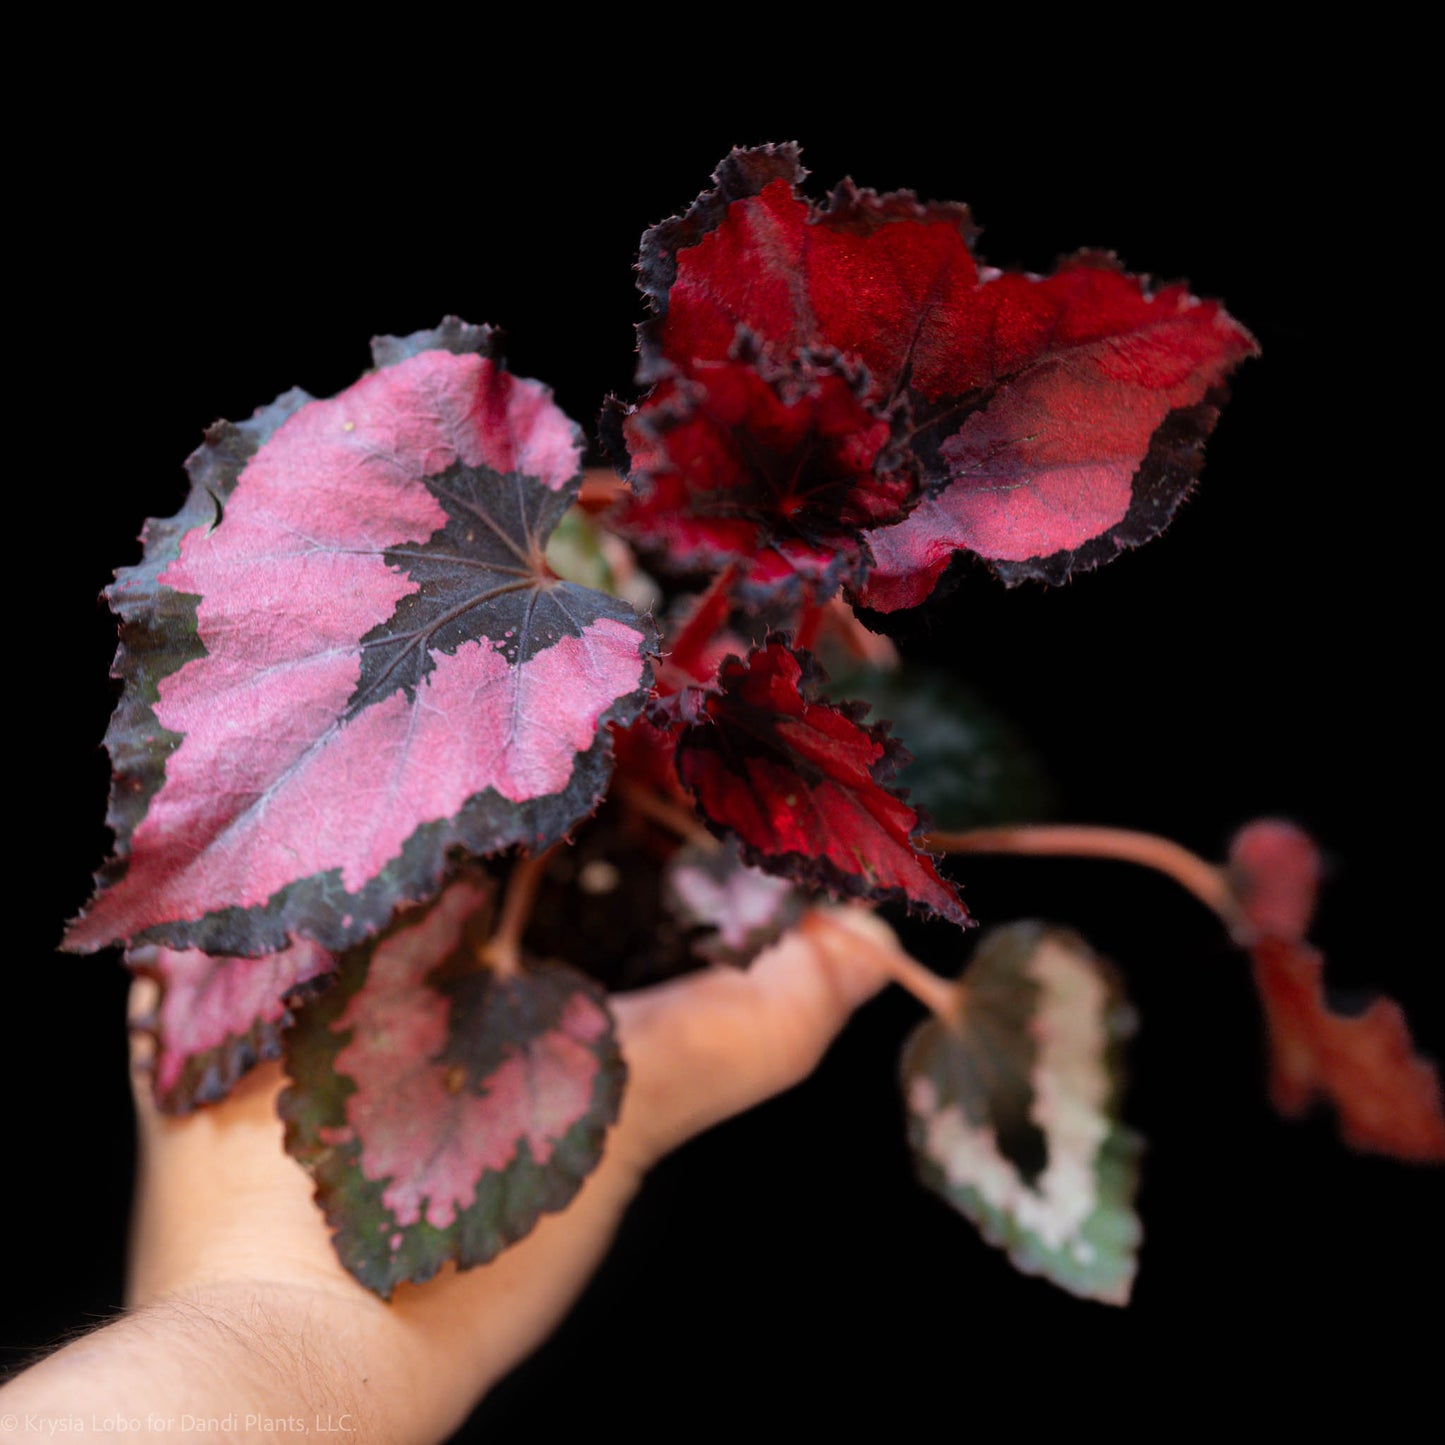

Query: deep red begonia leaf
[66,322,656,958]
[1249,937,1445,1163]
[638,144,977,392]
[673,640,967,924]
[1229,821,1445,1162]
[635,142,821,383]
[281,876,625,1297]
[636,147,1256,601]
[614,342,914,601]
[862,262,1257,601]
[130,939,335,1114]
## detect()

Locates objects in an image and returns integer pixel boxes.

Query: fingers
[115,905,905,1430]
[610,905,899,1168]
[124,903,902,1306]
[125,978,368,1307]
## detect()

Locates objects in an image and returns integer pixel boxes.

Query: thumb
[610,905,900,1169]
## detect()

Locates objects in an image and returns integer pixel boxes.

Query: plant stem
[618,781,719,850]
[667,564,736,680]
[927,824,1244,934]
[483,850,552,976]
[793,598,824,652]
[578,465,626,510]
[807,911,960,1023]
[821,599,900,669]
[622,783,960,1018]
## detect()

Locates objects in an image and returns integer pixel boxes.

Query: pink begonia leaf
[281,876,625,1297]
[633,146,1256,602]
[674,640,967,925]
[65,321,656,958]
[664,839,806,967]
[129,938,335,1114]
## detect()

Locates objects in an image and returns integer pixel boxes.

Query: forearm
[2,909,896,1443]
[0,1280,408,1443]
[2,1053,647,1444]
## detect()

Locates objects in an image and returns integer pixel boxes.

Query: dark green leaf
[821,663,1051,830]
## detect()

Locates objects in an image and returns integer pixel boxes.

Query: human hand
[2,906,901,1443]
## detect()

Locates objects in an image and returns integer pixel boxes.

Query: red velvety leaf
[640,145,977,397]
[1250,938,1445,1162]
[615,346,914,600]
[282,876,625,1296]
[130,939,335,1114]
[674,640,966,924]
[639,148,1255,601]
[1228,821,1445,1162]
[66,323,656,957]
[861,259,1257,601]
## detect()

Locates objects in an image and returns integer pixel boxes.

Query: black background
[11,34,1441,1431]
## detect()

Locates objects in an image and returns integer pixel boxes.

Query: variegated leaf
[902,922,1141,1304]
[281,876,625,1296]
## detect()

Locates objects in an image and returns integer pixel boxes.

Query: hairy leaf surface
[635,146,1256,601]
[282,877,625,1296]
[131,939,336,1114]
[903,923,1142,1304]
[674,641,966,924]
[67,323,656,957]
[1229,822,1445,1161]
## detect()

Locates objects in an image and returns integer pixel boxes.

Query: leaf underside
[282,877,626,1297]
[902,922,1142,1305]
[67,321,656,958]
